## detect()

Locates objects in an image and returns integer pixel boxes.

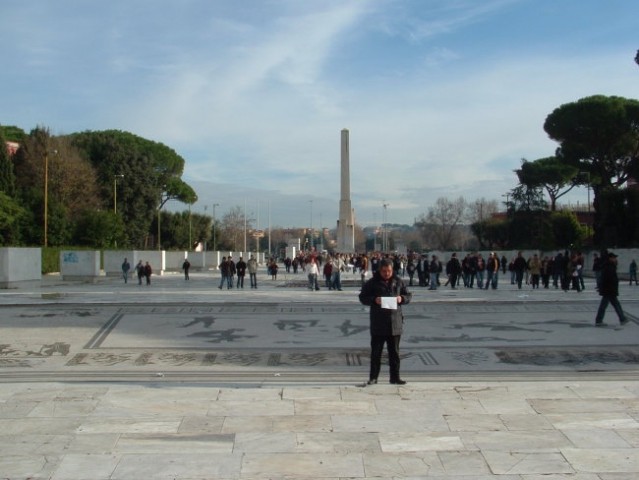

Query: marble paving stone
[479,397,537,414]
[114,433,235,453]
[571,382,638,399]
[444,413,507,432]
[232,432,297,453]
[217,387,283,401]
[482,450,574,475]
[598,474,639,480]
[455,385,515,400]
[545,412,639,430]
[294,432,382,453]
[462,430,572,451]
[520,474,600,480]
[282,386,343,400]
[438,450,492,475]
[379,432,465,452]
[616,427,639,447]
[66,433,120,453]
[561,428,631,448]
[94,395,211,418]
[0,434,75,455]
[221,414,332,433]
[77,418,181,434]
[437,398,488,415]
[28,398,100,417]
[178,415,225,434]
[294,399,377,415]
[0,454,59,480]
[530,398,629,414]
[240,452,364,478]
[206,399,294,416]
[363,452,446,477]
[561,447,639,473]
[50,453,120,480]
[373,398,443,416]
[504,383,582,399]
[111,453,242,479]
[330,413,447,433]
[7,385,92,403]
[0,417,83,435]
[500,413,556,431]
[0,400,38,417]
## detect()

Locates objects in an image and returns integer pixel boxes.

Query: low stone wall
[0,247,42,288]
[60,250,100,282]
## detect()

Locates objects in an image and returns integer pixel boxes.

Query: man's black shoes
[366,379,377,385]
[390,379,407,385]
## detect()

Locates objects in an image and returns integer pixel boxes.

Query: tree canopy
[515,157,579,211]
[544,95,639,190]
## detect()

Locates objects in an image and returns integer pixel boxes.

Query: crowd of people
[121,249,638,295]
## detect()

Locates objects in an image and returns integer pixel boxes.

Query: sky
[2,0,638,228]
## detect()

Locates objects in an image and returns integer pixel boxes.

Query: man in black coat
[595,251,629,327]
[359,258,412,385]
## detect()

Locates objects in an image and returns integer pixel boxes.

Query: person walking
[182,258,191,280]
[445,253,462,289]
[307,257,320,291]
[513,251,527,289]
[121,258,130,284]
[247,255,258,289]
[144,261,152,285]
[428,255,439,290]
[136,260,144,285]
[595,251,629,327]
[528,254,541,289]
[236,257,246,288]
[629,259,637,286]
[218,257,230,290]
[359,258,412,385]
[485,252,500,290]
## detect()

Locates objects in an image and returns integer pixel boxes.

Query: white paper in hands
[381,296,398,310]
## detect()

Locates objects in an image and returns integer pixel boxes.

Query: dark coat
[599,258,619,297]
[359,271,412,336]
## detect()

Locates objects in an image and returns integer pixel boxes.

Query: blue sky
[2,0,638,228]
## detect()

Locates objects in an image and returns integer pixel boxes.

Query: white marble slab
[482,450,574,475]
[240,452,364,477]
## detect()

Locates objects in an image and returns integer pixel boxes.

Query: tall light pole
[43,149,57,247]
[382,202,389,252]
[309,200,313,250]
[579,172,592,241]
[212,203,219,251]
[113,174,124,213]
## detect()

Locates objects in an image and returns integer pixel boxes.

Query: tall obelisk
[336,128,355,252]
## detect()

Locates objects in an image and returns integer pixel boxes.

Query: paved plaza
[1,269,639,479]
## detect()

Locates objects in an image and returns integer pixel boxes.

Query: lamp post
[579,172,592,241]
[43,149,57,247]
[502,193,510,216]
[113,174,124,213]
[382,202,389,252]
[309,200,313,250]
[212,203,219,251]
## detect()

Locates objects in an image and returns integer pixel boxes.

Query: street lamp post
[113,174,124,213]
[309,200,313,250]
[382,202,389,252]
[44,151,49,247]
[579,172,592,241]
[502,193,510,216]
[212,203,219,251]
[43,149,57,247]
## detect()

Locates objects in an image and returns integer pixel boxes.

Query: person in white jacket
[307,257,320,291]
